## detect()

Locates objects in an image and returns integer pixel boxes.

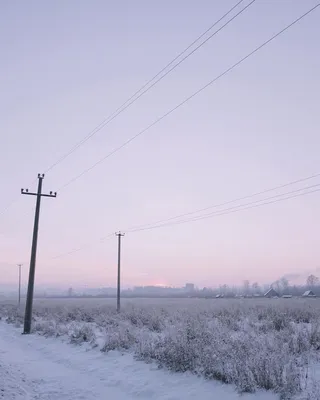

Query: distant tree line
[202,275,320,298]
[36,275,320,299]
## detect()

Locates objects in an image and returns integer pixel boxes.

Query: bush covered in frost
[1,298,320,398]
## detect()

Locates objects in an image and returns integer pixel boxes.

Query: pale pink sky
[0,0,320,289]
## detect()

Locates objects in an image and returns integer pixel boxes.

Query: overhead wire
[127,183,320,232]
[124,172,320,232]
[0,0,254,218]
[10,3,320,261]
[43,0,252,174]
[51,233,114,260]
[46,3,320,259]
[57,3,320,191]
[0,199,20,218]
[49,179,320,260]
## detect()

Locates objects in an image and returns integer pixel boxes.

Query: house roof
[265,288,278,296]
[302,290,315,296]
[264,288,279,297]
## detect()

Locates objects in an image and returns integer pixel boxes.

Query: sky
[0,0,320,290]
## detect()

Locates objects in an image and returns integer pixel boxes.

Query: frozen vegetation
[1,298,320,399]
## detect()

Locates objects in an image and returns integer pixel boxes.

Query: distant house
[302,290,316,298]
[282,295,292,299]
[264,288,279,298]
[185,283,195,292]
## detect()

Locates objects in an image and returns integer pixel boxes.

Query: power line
[0,179,40,221]
[51,245,90,260]
[0,0,255,219]
[44,0,251,174]
[51,234,114,260]
[163,187,320,228]
[124,172,320,232]
[128,183,320,232]
[58,4,320,191]
[49,180,320,260]
[0,199,20,218]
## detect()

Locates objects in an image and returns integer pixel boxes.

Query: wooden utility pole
[17,264,22,306]
[115,232,125,312]
[21,174,57,334]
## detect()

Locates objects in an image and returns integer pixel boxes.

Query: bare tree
[272,280,281,293]
[220,284,228,296]
[243,280,250,295]
[306,275,319,288]
[252,282,260,294]
[280,277,289,291]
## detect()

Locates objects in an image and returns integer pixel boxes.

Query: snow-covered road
[0,322,276,400]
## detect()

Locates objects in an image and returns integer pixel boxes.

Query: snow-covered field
[0,298,320,399]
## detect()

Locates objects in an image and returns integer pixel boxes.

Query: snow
[0,322,276,400]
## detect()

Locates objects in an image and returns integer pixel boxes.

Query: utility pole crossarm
[21,190,57,197]
[21,189,34,195]
[40,192,57,198]
[21,181,57,198]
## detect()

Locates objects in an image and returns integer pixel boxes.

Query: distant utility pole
[17,264,22,306]
[115,232,125,312]
[21,174,57,334]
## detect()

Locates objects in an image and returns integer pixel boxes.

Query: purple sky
[1,0,320,289]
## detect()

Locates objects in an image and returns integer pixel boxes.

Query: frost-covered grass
[1,298,320,399]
